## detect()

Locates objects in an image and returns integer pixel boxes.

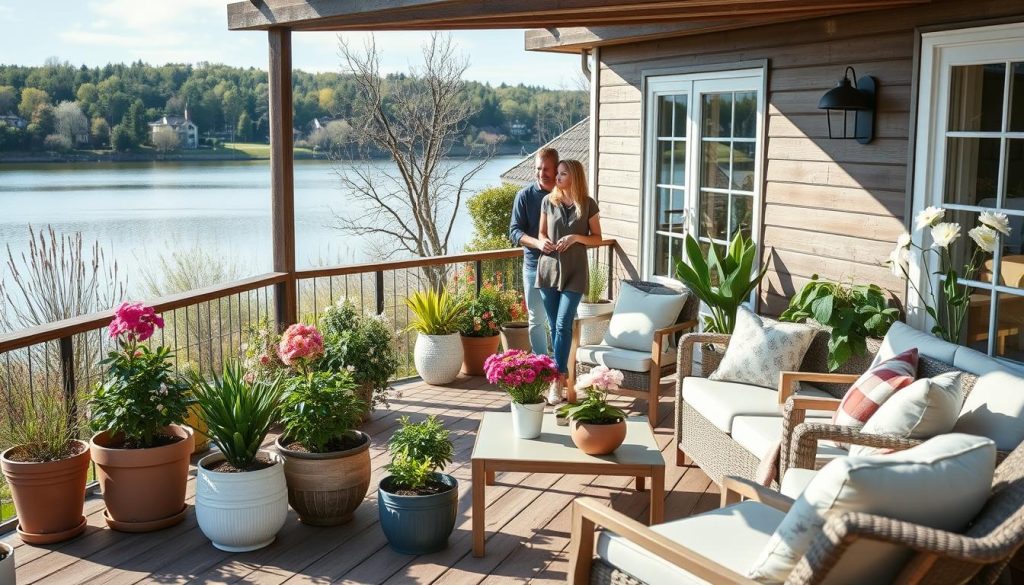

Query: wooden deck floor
[5,375,714,585]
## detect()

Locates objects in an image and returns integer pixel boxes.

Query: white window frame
[911,22,1024,365]
[641,68,767,283]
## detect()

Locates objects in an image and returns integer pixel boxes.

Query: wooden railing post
[269,27,297,330]
[58,335,77,432]
[475,260,483,295]
[375,271,385,315]
[606,243,615,300]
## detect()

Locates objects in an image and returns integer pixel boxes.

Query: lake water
[0,156,520,295]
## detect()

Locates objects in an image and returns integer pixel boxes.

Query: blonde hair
[549,159,589,218]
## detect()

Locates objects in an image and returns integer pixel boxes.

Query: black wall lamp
[818,66,876,144]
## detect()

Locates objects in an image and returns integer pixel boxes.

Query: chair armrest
[779,396,841,479]
[676,332,732,379]
[652,319,698,364]
[778,371,860,405]
[721,476,794,513]
[788,422,922,471]
[569,497,759,585]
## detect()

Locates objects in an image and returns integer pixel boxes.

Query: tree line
[0,58,587,153]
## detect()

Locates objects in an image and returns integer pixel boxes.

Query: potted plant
[0,389,89,544]
[483,350,559,439]
[188,360,288,552]
[780,275,899,371]
[318,299,399,422]
[405,289,466,385]
[88,302,194,532]
[499,295,531,352]
[561,366,628,455]
[577,262,613,345]
[378,415,457,554]
[275,322,371,526]
[458,282,517,375]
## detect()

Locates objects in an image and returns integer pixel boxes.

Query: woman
[536,159,603,403]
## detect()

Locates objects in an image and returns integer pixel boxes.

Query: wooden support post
[475,260,483,295]
[269,28,297,329]
[59,335,77,432]
[375,270,385,315]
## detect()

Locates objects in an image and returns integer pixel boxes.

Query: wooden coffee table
[470,411,665,557]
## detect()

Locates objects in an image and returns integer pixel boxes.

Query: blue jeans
[539,288,583,374]
[523,268,550,355]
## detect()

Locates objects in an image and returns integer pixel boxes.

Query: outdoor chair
[568,434,1024,585]
[567,280,698,425]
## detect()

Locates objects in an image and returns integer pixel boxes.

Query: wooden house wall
[594,0,1024,314]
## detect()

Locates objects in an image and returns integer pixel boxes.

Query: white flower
[979,210,1011,236]
[896,232,911,249]
[930,222,961,248]
[916,206,946,230]
[346,365,356,372]
[887,246,909,278]
[969,225,998,253]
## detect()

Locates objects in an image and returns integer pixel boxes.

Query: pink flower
[575,365,624,391]
[278,323,324,366]
[259,354,271,365]
[108,302,164,342]
[482,311,492,320]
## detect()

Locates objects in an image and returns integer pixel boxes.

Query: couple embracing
[508,148,603,404]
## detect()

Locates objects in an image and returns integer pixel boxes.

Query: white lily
[916,206,946,230]
[979,210,1011,236]
[968,225,998,253]
[930,222,961,249]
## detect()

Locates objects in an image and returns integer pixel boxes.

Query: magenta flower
[108,302,165,342]
[278,323,324,366]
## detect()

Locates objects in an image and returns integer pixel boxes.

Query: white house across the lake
[148,110,198,149]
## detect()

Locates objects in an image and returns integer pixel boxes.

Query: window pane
[673,95,688,138]
[1010,63,1024,132]
[656,188,672,232]
[655,235,670,276]
[671,140,686,186]
[657,141,673,184]
[948,63,1005,132]
[658,96,674,137]
[734,91,757,138]
[702,92,732,138]
[962,287,993,354]
[943,137,1001,206]
[702,141,730,190]
[994,292,1024,363]
[730,194,754,240]
[669,236,684,274]
[731,142,756,191]
[1007,139,1024,212]
[699,191,728,240]
[669,188,686,234]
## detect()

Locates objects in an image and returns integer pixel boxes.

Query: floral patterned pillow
[708,307,817,389]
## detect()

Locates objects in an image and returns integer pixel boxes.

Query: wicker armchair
[569,441,1024,584]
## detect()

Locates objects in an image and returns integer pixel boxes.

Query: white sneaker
[546,382,563,405]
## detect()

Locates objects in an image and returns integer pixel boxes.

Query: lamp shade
[818,77,870,111]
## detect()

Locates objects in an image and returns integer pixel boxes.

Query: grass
[222,142,318,159]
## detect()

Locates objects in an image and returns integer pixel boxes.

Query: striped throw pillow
[833,348,919,429]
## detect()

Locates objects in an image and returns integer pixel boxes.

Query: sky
[0,0,582,89]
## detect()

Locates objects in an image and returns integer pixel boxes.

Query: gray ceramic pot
[378,472,458,554]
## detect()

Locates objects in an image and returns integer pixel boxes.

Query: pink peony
[575,365,624,392]
[278,323,324,366]
[108,302,165,342]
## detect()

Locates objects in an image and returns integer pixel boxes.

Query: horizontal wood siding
[594,0,1024,313]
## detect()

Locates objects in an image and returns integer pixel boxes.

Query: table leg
[486,470,495,486]
[473,459,486,557]
[650,467,665,525]
[635,476,645,492]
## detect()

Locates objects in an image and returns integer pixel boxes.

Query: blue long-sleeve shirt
[508,182,550,272]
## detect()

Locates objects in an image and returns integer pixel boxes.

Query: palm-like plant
[405,289,467,335]
[187,361,284,471]
[674,232,769,333]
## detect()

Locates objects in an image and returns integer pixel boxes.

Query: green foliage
[89,341,190,448]
[674,232,769,333]
[109,123,134,151]
[318,300,399,409]
[279,369,365,453]
[405,289,467,336]
[0,387,79,463]
[780,277,900,371]
[240,318,287,382]
[123,100,147,145]
[187,361,284,470]
[465,183,519,251]
[386,415,454,491]
[557,388,627,425]
[457,283,518,337]
[585,262,608,304]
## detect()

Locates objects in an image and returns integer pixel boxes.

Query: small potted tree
[276,322,371,526]
[378,415,457,554]
[0,389,90,544]
[89,302,194,532]
[189,360,288,552]
[577,262,613,345]
[406,289,466,385]
[483,350,559,439]
[561,366,628,455]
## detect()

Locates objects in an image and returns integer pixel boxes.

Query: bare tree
[333,33,491,289]
[53,101,89,146]
[151,126,181,153]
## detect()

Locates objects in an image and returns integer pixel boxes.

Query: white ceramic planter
[510,401,546,439]
[414,333,463,385]
[195,450,288,552]
[0,542,14,585]
[577,301,614,345]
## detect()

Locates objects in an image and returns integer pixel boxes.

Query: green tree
[0,85,17,114]
[110,123,135,151]
[90,116,110,147]
[18,87,49,119]
[123,99,147,145]
[465,183,519,251]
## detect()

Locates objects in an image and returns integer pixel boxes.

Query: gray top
[536,195,600,294]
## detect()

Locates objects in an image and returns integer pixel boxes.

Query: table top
[471,411,664,467]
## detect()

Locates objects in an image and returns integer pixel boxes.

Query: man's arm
[509,191,544,251]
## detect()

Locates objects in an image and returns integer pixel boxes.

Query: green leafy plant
[279,369,365,453]
[240,318,286,382]
[405,289,467,336]
[674,232,769,333]
[584,262,609,304]
[457,282,518,337]
[465,183,518,252]
[0,387,80,462]
[780,276,900,371]
[319,300,399,410]
[558,366,627,424]
[385,415,454,492]
[187,361,284,471]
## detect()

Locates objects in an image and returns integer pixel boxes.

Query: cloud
[86,0,225,32]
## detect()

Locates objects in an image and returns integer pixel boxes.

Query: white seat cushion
[731,415,847,463]
[576,344,674,373]
[603,281,688,352]
[682,377,834,433]
[596,501,784,585]
[779,468,817,499]
[954,370,1024,451]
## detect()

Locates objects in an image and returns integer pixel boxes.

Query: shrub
[279,369,365,453]
[465,183,519,251]
[43,133,72,153]
[318,300,399,410]
[385,415,454,492]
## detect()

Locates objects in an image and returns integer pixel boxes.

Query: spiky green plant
[674,232,769,333]
[0,388,80,462]
[405,289,467,336]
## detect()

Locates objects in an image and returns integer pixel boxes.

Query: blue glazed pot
[378,472,458,554]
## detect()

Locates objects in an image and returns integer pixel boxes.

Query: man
[509,147,558,360]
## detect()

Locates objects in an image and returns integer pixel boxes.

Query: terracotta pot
[499,321,532,352]
[90,424,194,532]
[185,403,210,454]
[570,419,627,455]
[275,431,371,526]
[356,383,374,424]
[460,334,501,376]
[1,440,90,544]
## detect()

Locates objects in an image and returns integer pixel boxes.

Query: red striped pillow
[833,348,919,429]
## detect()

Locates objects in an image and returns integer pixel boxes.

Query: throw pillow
[708,307,817,390]
[747,433,996,583]
[953,370,1024,451]
[849,371,963,456]
[602,281,688,353]
[832,348,919,429]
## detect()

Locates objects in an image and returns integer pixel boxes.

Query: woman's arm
[556,213,603,251]
[538,210,553,251]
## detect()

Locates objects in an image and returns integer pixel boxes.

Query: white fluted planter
[195,450,288,552]
[577,300,614,345]
[510,401,546,439]
[414,333,463,385]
